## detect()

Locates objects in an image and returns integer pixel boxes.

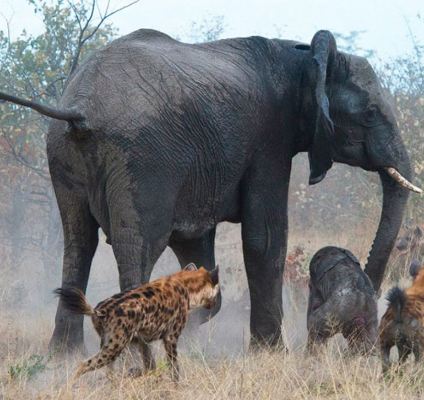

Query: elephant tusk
[385,167,423,194]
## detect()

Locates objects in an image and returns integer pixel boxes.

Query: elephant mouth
[384,167,422,194]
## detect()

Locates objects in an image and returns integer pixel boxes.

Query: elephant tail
[0,91,87,132]
[54,288,95,316]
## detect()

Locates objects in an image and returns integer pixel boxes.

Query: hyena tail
[54,288,95,316]
[386,286,406,323]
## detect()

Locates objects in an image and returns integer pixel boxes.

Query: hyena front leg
[163,337,179,382]
[140,340,156,371]
[128,339,156,377]
[381,342,392,374]
[412,342,421,363]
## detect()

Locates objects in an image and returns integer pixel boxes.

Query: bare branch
[68,0,140,76]
[67,1,83,32]
[2,134,50,181]
[79,0,97,41]
[38,75,67,98]
[81,0,139,47]
[68,0,96,76]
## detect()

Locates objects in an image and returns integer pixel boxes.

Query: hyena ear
[183,262,198,271]
[409,259,422,279]
[209,265,219,286]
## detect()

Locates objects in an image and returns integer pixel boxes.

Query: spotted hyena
[391,224,424,279]
[379,263,424,374]
[55,263,219,382]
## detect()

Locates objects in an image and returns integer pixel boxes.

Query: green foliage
[0,1,120,294]
[8,354,48,380]
[1,0,116,99]
[0,1,117,182]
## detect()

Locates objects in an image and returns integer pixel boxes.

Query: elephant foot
[249,329,287,353]
[48,326,87,358]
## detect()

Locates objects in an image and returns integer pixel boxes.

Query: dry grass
[2,339,424,400]
[1,223,422,400]
[2,300,424,400]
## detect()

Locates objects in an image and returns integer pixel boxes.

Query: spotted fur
[55,264,219,382]
[379,265,424,373]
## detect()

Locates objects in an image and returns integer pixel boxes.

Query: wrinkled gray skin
[307,247,378,353]
[0,29,412,352]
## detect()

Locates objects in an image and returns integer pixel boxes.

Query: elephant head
[299,30,422,292]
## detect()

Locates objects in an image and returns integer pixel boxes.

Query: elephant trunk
[364,148,411,292]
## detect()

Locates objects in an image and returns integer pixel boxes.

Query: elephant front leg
[242,222,286,349]
[241,167,289,349]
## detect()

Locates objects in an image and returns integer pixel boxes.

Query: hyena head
[396,225,423,254]
[407,265,424,296]
[410,260,424,280]
[181,264,220,310]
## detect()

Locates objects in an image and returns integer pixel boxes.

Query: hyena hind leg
[412,342,421,363]
[397,341,412,364]
[163,338,179,382]
[73,336,130,381]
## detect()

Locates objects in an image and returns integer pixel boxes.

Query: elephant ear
[183,262,198,271]
[307,30,337,185]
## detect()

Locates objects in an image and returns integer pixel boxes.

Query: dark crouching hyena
[55,264,219,382]
[307,246,378,354]
[379,263,424,373]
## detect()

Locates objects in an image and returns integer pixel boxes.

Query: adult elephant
[0,29,421,352]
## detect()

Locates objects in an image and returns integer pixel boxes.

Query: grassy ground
[2,329,424,400]
[1,292,423,400]
[1,223,421,399]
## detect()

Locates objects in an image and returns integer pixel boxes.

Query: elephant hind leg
[108,191,174,291]
[49,189,99,354]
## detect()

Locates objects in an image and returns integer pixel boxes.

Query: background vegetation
[0,1,423,398]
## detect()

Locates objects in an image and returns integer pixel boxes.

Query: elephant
[307,246,378,354]
[0,28,421,353]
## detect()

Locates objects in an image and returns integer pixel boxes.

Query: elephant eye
[366,108,376,118]
[362,106,379,126]
[347,128,365,143]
